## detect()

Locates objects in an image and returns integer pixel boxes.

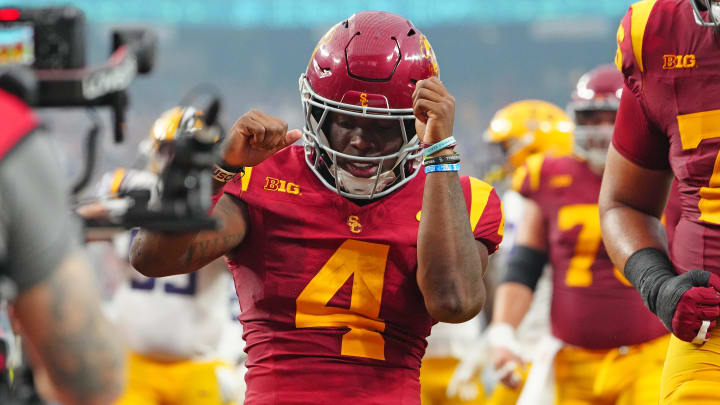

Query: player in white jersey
[444,100,572,405]
[81,107,245,405]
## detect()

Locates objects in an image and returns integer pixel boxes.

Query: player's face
[574,109,616,127]
[327,112,404,178]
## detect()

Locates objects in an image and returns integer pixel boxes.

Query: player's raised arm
[414,77,489,323]
[130,110,301,277]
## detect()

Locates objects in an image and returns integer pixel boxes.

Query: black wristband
[423,153,461,166]
[216,159,245,174]
[502,245,548,291]
[624,247,677,315]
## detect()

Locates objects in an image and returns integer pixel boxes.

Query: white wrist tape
[487,323,522,353]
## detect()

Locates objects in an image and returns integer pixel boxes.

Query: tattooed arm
[131,109,304,277]
[130,194,248,277]
[13,250,124,405]
[0,132,124,404]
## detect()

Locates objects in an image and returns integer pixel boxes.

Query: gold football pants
[554,334,669,405]
[660,328,720,404]
[421,357,486,405]
[485,364,528,405]
[114,352,238,405]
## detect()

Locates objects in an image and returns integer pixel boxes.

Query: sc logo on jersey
[347,215,362,233]
[264,177,301,195]
[663,54,696,70]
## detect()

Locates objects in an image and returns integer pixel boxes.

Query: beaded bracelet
[423,153,461,166]
[424,163,460,174]
[423,136,457,157]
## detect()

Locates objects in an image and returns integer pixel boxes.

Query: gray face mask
[691,0,720,27]
[573,124,613,171]
[712,2,720,22]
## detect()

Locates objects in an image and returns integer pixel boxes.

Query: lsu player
[491,65,669,405]
[600,1,720,403]
[83,107,244,405]
[443,101,572,405]
[129,11,504,405]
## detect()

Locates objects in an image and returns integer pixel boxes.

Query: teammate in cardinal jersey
[491,65,669,405]
[438,100,571,405]
[600,1,720,403]
[80,107,244,405]
[129,11,503,405]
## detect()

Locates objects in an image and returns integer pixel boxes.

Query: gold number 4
[296,239,389,360]
[558,204,631,287]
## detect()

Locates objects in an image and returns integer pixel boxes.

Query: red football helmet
[300,11,439,199]
[567,64,624,170]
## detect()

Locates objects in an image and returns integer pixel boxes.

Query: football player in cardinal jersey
[440,100,571,405]
[80,107,245,405]
[600,1,720,403]
[492,65,669,405]
[130,11,503,405]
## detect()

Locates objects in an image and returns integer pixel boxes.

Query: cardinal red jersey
[514,154,666,348]
[220,145,503,405]
[665,179,682,257]
[614,0,720,274]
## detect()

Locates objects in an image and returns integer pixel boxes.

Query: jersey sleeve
[612,1,670,169]
[615,0,657,95]
[221,167,254,199]
[211,167,254,212]
[511,153,545,200]
[463,177,504,254]
[612,84,670,170]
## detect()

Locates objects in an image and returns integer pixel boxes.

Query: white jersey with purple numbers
[98,169,242,362]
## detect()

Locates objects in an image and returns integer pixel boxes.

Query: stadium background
[7,0,631,185]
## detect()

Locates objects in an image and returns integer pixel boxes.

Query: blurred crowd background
[7,0,631,186]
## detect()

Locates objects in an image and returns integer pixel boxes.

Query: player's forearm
[491,282,533,329]
[15,251,124,405]
[599,204,667,271]
[130,230,206,276]
[417,171,485,323]
[130,195,248,276]
[599,145,672,270]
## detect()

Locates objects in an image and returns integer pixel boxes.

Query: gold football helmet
[485,100,573,181]
[141,106,205,174]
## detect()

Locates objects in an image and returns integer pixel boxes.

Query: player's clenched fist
[221,109,302,167]
[412,77,455,145]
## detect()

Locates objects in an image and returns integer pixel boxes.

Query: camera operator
[0,87,124,405]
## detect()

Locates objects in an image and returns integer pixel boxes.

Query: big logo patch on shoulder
[264,177,301,195]
[663,54,696,70]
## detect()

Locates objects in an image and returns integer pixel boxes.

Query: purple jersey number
[130,273,197,296]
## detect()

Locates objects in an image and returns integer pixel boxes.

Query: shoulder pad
[616,0,658,76]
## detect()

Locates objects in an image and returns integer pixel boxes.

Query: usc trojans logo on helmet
[419,34,439,76]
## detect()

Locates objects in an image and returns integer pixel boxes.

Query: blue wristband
[424,163,460,174]
[423,136,456,157]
